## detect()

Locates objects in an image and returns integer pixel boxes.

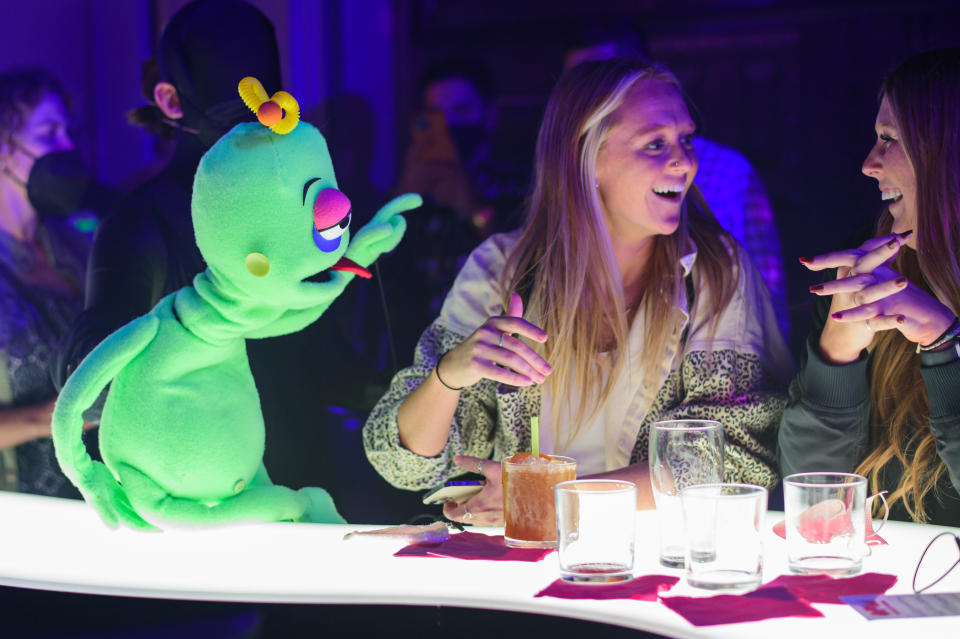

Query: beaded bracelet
[917,317,960,354]
[434,351,465,391]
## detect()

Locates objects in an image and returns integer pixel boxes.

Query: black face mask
[27,150,114,217]
[184,99,255,149]
[157,0,281,151]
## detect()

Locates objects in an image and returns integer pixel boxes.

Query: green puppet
[51,78,421,530]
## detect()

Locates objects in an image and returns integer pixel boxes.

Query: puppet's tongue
[328,256,371,279]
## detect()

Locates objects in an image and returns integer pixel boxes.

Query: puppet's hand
[80,461,157,530]
[298,487,347,524]
[345,193,422,268]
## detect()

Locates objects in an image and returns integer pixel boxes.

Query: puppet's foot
[116,463,309,527]
[297,487,347,524]
[78,461,158,531]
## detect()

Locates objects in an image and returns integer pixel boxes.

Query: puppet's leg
[115,463,309,525]
[52,315,160,530]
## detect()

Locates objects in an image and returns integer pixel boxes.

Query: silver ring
[477,459,485,475]
[498,333,504,348]
[866,318,875,332]
[462,505,473,521]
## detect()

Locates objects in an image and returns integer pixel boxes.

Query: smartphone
[422,480,483,505]
[410,109,459,164]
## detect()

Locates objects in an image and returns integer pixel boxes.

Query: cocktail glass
[502,453,576,548]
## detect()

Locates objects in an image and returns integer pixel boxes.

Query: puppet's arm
[52,314,161,530]
[345,193,422,267]
[248,194,421,339]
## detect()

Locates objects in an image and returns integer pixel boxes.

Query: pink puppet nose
[313,188,351,230]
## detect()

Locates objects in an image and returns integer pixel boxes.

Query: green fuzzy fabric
[52,121,421,529]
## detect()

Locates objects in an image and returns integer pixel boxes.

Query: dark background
[5,0,959,350]
[1,1,959,634]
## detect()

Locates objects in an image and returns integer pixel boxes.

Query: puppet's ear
[245,252,271,277]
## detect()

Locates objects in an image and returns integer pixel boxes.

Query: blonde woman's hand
[804,231,956,357]
[436,292,552,390]
[443,455,504,526]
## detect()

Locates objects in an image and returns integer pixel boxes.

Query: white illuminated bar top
[0,491,957,638]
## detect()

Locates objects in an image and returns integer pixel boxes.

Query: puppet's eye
[317,213,350,241]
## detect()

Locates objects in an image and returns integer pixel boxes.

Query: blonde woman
[780,48,960,526]
[364,58,792,525]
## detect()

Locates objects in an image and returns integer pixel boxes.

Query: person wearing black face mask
[26,149,114,225]
[51,0,282,412]
[0,68,99,497]
[388,58,527,364]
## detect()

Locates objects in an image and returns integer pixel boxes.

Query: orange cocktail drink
[502,453,577,548]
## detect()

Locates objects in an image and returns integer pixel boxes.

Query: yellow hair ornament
[238,76,300,135]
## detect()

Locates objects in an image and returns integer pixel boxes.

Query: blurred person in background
[51,0,282,416]
[387,58,528,365]
[0,69,99,497]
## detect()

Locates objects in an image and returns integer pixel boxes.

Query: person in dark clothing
[0,68,101,498]
[779,48,960,527]
[52,0,282,408]
[53,0,430,524]
[387,58,528,365]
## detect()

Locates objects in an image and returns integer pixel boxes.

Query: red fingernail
[895,277,907,285]
[899,230,913,238]
[897,315,905,324]
[887,238,899,249]
[798,257,812,264]
[809,284,824,292]
[832,312,843,319]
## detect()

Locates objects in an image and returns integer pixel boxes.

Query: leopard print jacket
[363,232,793,491]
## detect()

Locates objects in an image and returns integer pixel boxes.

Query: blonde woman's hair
[502,58,738,447]
[855,48,960,522]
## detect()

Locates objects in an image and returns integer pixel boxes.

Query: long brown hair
[502,58,737,445]
[855,48,960,521]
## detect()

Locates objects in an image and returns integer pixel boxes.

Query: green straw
[531,416,540,457]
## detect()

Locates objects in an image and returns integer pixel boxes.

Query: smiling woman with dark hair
[365,58,793,526]
[780,47,960,526]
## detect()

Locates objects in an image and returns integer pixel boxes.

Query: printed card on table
[842,593,960,620]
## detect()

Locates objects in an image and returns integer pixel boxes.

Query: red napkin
[394,531,553,562]
[760,572,897,605]
[661,586,823,626]
[534,575,680,601]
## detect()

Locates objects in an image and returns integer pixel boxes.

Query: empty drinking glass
[555,479,637,583]
[682,483,767,590]
[649,420,724,568]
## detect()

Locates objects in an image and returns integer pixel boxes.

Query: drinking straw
[531,416,539,457]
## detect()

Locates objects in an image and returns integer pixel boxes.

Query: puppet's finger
[370,193,423,224]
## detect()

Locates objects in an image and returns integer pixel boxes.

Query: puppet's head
[191,77,366,310]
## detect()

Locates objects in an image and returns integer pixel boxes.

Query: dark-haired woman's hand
[436,292,553,390]
[803,232,956,356]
